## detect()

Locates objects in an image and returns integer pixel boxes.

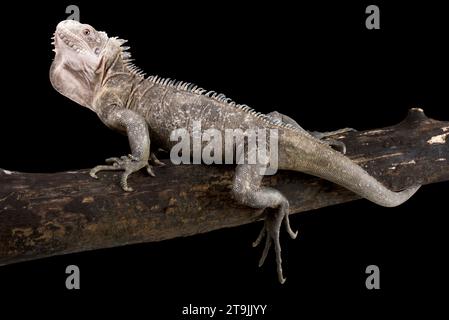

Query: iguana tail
[286,136,420,207]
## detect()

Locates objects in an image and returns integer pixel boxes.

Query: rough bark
[0,108,448,266]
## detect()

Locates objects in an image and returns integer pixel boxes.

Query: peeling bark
[0,108,448,266]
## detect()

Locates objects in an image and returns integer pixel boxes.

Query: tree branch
[1,108,448,265]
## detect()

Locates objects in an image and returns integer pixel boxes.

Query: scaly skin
[50,20,420,283]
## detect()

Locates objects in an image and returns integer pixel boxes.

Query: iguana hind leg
[267,111,308,133]
[267,111,353,154]
[232,162,297,284]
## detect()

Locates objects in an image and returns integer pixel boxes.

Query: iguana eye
[94,48,100,55]
[83,29,90,36]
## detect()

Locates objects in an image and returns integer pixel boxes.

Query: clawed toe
[252,226,266,248]
[120,170,134,192]
[253,208,297,284]
[105,157,121,164]
[324,139,347,154]
[89,154,151,191]
[258,233,272,267]
[284,214,298,239]
[89,164,120,179]
[150,152,166,167]
[89,170,99,179]
[146,165,156,177]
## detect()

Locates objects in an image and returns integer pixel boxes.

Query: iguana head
[50,20,126,110]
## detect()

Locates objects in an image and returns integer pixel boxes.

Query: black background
[0,0,447,317]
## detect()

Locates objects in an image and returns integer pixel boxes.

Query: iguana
[50,20,420,283]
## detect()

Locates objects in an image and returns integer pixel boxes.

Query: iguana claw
[252,205,298,284]
[146,165,156,177]
[323,139,347,154]
[150,152,166,167]
[89,154,154,191]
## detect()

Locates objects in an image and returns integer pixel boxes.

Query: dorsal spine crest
[119,46,300,132]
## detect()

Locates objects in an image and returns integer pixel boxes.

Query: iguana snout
[53,20,109,60]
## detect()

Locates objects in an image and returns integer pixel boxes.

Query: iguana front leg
[89,104,153,191]
[232,161,298,284]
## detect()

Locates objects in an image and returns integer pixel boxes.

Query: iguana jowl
[50,20,420,283]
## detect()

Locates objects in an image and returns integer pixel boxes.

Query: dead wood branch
[0,108,448,265]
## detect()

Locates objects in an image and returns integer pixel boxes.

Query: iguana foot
[233,163,298,283]
[267,111,353,154]
[311,128,356,155]
[252,203,298,284]
[322,138,347,154]
[311,127,356,139]
[89,154,152,192]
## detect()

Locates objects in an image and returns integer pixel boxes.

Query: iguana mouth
[54,26,87,54]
